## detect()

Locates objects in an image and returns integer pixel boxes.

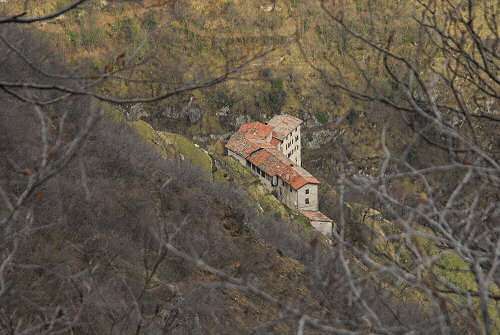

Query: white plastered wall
[297,183,318,211]
[311,221,333,237]
[279,125,301,167]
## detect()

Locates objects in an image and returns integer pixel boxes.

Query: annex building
[226,115,332,233]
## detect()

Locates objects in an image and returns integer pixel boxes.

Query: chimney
[286,174,290,181]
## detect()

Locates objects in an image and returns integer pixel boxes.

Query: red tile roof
[226,122,274,158]
[247,148,290,176]
[267,114,303,140]
[300,211,333,223]
[247,147,319,190]
[270,137,281,147]
[226,131,261,158]
[227,116,318,190]
[239,122,274,139]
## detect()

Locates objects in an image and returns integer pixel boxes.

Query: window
[290,185,293,192]
[305,189,309,194]
[305,198,309,204]
[247,161,251,167]
[261,170,265,177]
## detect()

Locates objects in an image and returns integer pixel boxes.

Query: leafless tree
[294,0,500,333]
[0,1,273,334]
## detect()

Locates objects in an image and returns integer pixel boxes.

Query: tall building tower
[267,114,302,166]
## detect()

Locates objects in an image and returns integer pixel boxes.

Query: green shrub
[111,18,123,34]
[314,25,324,43]
[92,59,105,71]
[125,18,143,46]
[67,29,79,45]
[271,78,283,90]
[356,0,363,12]
[141,10,158,32]
[196,36,206,53]
[402,31,414,44]
[315,110,329,124]
[346,109,360,125]
[80,28,103,49]
[211,159,217,174]
[266,90,286,115]
[56,0,74,10]
[260,67,272,79]
[302,19,309,33]
[260,75,287,115]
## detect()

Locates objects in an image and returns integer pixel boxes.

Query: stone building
[300,211,334,237]
[226,115,331,220]
[267,114,302,166]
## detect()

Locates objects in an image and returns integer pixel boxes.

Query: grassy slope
[102,104,212,171]
[131,119,212,172]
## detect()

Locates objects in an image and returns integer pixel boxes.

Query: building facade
[300,210,334,237]
[226,115,319,211]
[267,115,302,166]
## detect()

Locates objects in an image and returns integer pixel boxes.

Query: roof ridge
[247,146,319,190]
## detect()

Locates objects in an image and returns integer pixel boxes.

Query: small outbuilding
[300,210,334,237]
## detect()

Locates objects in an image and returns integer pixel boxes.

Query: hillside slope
[1,0,415,192]
[2,1,499,333]
[1,98,317,333]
